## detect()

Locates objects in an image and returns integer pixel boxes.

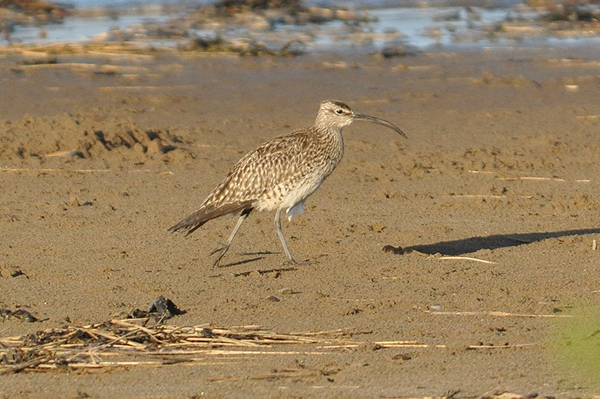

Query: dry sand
[1,47,600,398]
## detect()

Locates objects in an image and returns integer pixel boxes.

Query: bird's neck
[312,124,343,142]
[311,125,345,164]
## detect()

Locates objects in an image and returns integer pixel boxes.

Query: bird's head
[315,100,407,138]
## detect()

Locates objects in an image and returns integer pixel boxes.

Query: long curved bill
[354,112,407,139]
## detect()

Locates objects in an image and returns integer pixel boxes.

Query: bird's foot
[281,257,308,266]
[209,242,230,267]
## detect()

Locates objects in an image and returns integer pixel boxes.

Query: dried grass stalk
[0,319,426,374]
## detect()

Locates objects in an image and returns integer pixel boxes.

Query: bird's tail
[168,201,253,236]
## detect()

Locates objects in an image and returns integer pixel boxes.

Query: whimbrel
[169,100,406,266]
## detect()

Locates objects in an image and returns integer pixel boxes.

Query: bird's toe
[209,242,231,267]
[281,258,308,266]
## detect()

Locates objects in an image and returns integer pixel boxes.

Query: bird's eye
[335,109,344,115]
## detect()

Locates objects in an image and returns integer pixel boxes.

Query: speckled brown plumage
[169,100,406,266]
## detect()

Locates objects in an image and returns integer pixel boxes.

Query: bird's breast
[255,174,323,213]
[252,131,344,213]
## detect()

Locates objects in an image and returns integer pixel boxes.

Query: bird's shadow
[216,251,308,276]
[218,251,276,268]
[384,228,600,256]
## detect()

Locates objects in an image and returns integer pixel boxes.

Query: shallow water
[2,1,600,53]
[5,13,184,45]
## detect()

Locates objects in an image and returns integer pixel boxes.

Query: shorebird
[169,100,406,266]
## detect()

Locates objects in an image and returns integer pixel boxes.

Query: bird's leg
[274,209,306,265]
[210,209,251,267]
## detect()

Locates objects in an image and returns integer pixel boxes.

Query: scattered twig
[309,385,362,390]
[428,311,573,318]
[497,176,590,183]
[0,168,110,173]
[446,194,504,199]
[467,343,536,350]
[0,168,173,174]
[375,341,433,348]
[438,256,496,264]
[443,194,533,199]
[467,171,591,183]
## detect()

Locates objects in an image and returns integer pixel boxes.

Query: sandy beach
[1,45,600,397]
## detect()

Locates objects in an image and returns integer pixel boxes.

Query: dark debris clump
[129,296,186,321]
[0,308,38,323]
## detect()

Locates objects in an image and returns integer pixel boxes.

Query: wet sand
[1,47,600,397]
